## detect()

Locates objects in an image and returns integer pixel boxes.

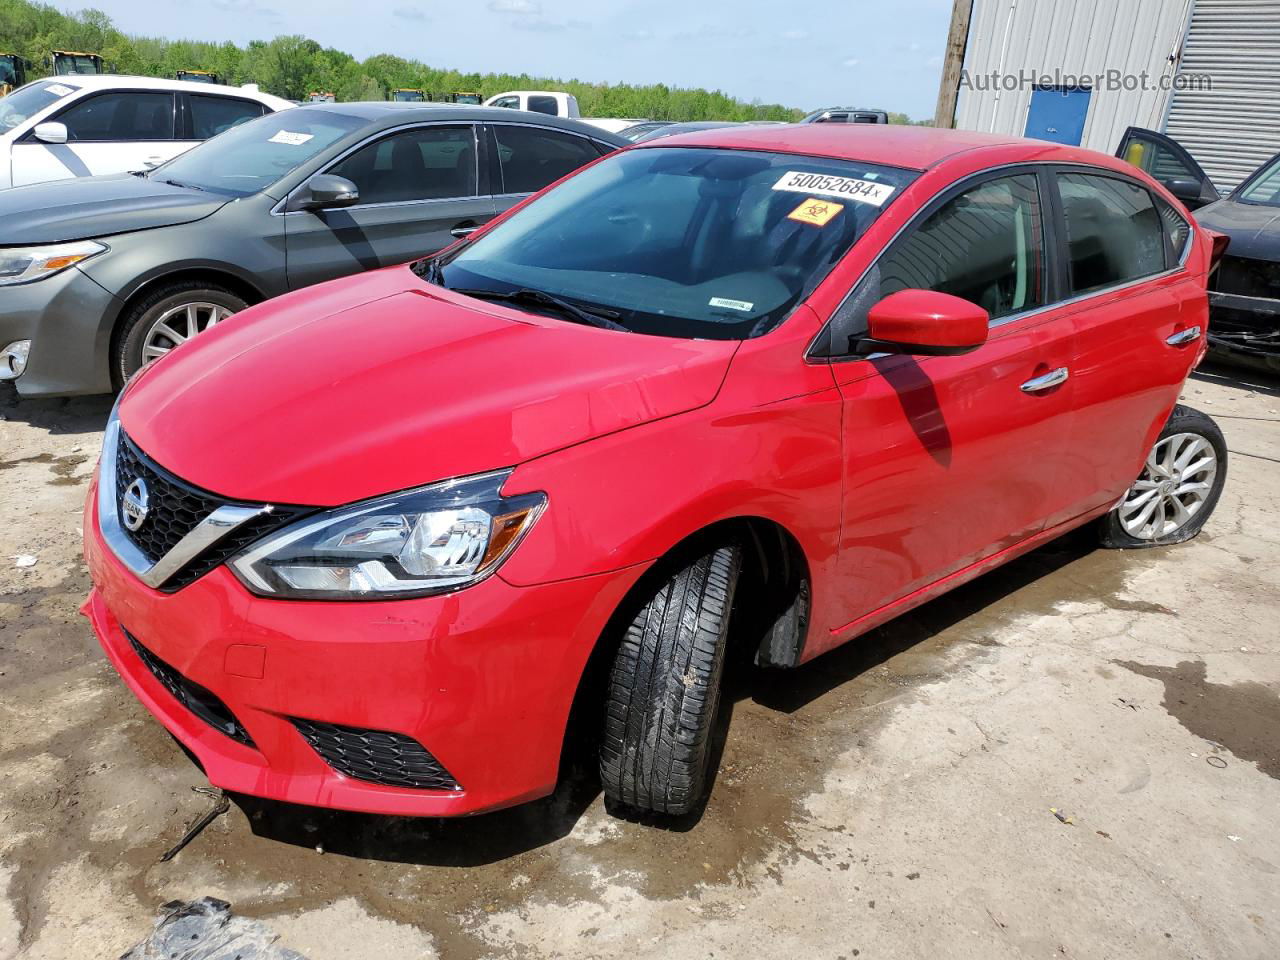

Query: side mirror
[1162,177,1207,208]
[289,174,359,212]
[32,122,69,144]
[858,289,989,357]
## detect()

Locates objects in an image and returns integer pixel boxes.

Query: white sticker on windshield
[709,297,754,312]
[772,171,895,207]
[46,83,74,96]
[269,130,314,146]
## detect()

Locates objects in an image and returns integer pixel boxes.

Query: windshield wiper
[155,177,204,192]
[414,257,444,285]
[451,287,628,332]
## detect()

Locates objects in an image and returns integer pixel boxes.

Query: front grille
[115,435,221,566]
[291,718,460,791]
[125,629,256,748]
[1211,255,1280,300]
[115,432,308,592]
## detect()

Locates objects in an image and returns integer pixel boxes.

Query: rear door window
[877,173,1047,321]
[491,125,601,195]
[1057,172,1166,294]
[188,94,266,139]
[53,91,175,141]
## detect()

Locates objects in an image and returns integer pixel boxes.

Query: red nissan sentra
[83,126,1227,819]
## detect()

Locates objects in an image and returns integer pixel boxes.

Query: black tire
[113,282,248,389]
[600,544,742,817]
[1099,404,1227,549]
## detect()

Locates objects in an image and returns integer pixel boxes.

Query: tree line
[0,0,927,122]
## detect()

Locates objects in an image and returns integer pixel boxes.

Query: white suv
[0,75,292,189]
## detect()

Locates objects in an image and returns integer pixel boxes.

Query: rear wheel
[600,544,742,817]
[114,282,247,389]
[1100,405,1227,548]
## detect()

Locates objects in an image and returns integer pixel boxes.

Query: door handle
[1020,367,1069,393]
[1166,326,1201,346]
[450,222,478,239]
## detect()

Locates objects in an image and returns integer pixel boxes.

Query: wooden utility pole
[934,0,974,128]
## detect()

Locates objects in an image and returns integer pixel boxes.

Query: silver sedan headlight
[0,240,106,286]
[229,470,546,600]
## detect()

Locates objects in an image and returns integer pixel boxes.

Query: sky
[52,0,954,119]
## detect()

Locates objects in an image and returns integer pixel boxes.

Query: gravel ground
[0,362,1276,960]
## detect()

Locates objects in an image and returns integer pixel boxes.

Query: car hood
[119,268,739,506]
[0,173,228,244]
[1195,199,1280,261]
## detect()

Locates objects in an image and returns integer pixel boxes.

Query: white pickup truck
[482,90,643,135]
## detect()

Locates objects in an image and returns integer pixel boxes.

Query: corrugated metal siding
[1165,0,1280,192]
[955,0,1194,154]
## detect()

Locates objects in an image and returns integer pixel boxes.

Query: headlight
[0,240,106,286]
[229,470,545,600]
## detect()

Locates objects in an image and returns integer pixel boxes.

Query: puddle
[1116,659,1280,778]
[0,451,90,485]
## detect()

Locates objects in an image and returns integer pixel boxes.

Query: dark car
[630,121,742,144]
[1117,126,1279,373]
[0,103,625,395]
[802,107,889,125]
[615,120,673,141]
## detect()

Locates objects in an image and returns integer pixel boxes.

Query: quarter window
[54,91,174,142]
[1057,173,1165,294]
[492,125,600,195]
[327,125,477,205]
[878,173,1046,321]
[188,95,266,140]
[1155,197,1192,268]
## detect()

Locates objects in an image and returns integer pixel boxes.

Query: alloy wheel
[142,302,234,363]
[1117,432,1218,541]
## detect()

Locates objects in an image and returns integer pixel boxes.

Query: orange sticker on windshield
[787,197,844,227]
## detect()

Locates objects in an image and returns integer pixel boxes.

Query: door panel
[284,124,496,290]
[1115,126,1219,209]
[823,170,1083,632]
[12,90,176,186]
[828,313,1078,632]
[1052,168,1200,510]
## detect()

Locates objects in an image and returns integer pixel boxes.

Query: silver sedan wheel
[142,302,234,363]
[1117,432,1218,541]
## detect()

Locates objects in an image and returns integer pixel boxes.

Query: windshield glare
[153,108,365,197]
[0,81,77,132]
[1238,156,1280,206]
[437,147,916,340]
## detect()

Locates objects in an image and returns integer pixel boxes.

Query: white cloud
[842,57,860,68]
[211,0,278,15]
[488,0,541,12]
[782,28,809,40]
[393,5,427,19]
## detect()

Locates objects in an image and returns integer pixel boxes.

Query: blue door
[1024,86,1092,145]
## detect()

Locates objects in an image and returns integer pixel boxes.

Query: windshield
[433,147,916,340]
[152,108,365,197]
[0,81,77,132]
[55,55,99,75]
[1237,156,1280,206]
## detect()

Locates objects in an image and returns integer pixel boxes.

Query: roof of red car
[637,124,1034,170]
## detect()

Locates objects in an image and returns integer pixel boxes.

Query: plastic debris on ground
[120,897,308,960]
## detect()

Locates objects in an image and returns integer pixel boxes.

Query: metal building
[936,0,1280,191]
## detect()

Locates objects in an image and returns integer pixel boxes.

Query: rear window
[0,81,77,132]
[436,146,917,340]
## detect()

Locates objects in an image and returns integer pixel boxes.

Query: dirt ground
[0,363,1277,960]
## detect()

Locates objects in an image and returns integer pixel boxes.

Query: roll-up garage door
[1165,0,1280,193]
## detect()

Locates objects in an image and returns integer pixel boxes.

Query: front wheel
[599,544,742,817]
[114,282,247,389]
[1100,404,1227,548]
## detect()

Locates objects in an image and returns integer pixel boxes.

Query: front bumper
[1207,291,1280,371]
[0,266,120,396]
[82,477,645,816]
